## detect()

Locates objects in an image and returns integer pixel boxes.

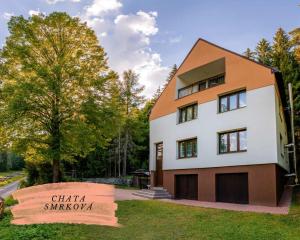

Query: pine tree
[120,70,145,176]
[255,38,272,65]
[290,27,300,62]
[166,64,177,83]
[243,48,255,60]
[289,28,300,126]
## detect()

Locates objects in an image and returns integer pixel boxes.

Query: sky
[0,0,299,97]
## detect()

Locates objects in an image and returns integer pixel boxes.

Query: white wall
[150,85,287,171]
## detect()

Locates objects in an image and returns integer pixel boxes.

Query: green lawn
[0,188,300,240]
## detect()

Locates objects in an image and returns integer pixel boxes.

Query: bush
[19,179,29,189]
[4,195,18,207]
[25,161,53,186]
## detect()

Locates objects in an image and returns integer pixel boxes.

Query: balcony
[176,58,225,99]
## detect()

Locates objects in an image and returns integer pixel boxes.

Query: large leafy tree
[0,12,119,182]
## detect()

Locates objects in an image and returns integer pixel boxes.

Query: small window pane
[187,106,193,121]
[192,84,198,93]
[180,109,186,123]
[219,134,228,153]
[186,141,193,157]
[193,105,198,119]
[239,131,247,151]
[229,132,237,152]
[218,75,225,84]
[179,142,185,158]
[178,89,184,98]
[229,94,237,110]
[208,79,218,87]
[220,97,228,112]
[178,87,192,98]
[199,81,207,91]
[192,140,197,157]
[239,92,246,108]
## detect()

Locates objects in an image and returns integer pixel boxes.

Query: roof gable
[150,38,276,121]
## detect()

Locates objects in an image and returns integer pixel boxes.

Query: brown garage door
[175,174,198,200]
[216,173,249,204]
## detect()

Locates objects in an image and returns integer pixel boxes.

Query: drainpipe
[288,83,298,184]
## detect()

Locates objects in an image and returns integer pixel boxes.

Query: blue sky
[0,0,299,97]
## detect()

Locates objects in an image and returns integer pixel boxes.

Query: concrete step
[133,192,172,198]
[133,190,172,197]
[133,188,172,199]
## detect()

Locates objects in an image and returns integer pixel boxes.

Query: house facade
[149,39,289,207]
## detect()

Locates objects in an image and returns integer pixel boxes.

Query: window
[179,104,198,123]
[219,90,246,113]
[199,81,207,91]
[178,86,193,98]
[219,129,247,154]
[178,74,225,98]
[178,138,197,158]
[208,75,224,87]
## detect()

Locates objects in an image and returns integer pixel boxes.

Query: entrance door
[175,174,198,200]
[155,143,163,186]
[216,173,249,204]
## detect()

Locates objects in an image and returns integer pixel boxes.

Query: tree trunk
[118,129,121,177]
[114,143,117,177]
[51,100,61,183]
[123,128,128,176]
[53,158,60,183]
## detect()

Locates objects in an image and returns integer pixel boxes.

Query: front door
[155,143,163,186]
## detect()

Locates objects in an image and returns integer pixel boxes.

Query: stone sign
[11,182,119,226]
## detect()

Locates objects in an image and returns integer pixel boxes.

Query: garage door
[216,173,249,204]
[175,174,198,200]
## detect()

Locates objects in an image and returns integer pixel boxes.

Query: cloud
[85,0,122,17]
[114,11,158,37]
[169,35,182,44]
[82,0,169,97]
[3,12,14,20]
[46,0,80,4]
[28,9,47,16]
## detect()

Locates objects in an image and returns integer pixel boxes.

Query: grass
[0,188,300,240]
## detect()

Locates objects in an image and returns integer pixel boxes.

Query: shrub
[25,161,53,186]
[4,195,18,207]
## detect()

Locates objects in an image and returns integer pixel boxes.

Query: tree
[120,70,145,176]
[166,64,177,83]
[289,28,300,125]
[243,48,255,60]
[0,12,119,182]
[290,27,300,62]
[255,38,272,65]
[272,28,300,103]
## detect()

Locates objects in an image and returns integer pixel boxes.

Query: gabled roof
[197,38,277,72]
[150,38,277,116]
